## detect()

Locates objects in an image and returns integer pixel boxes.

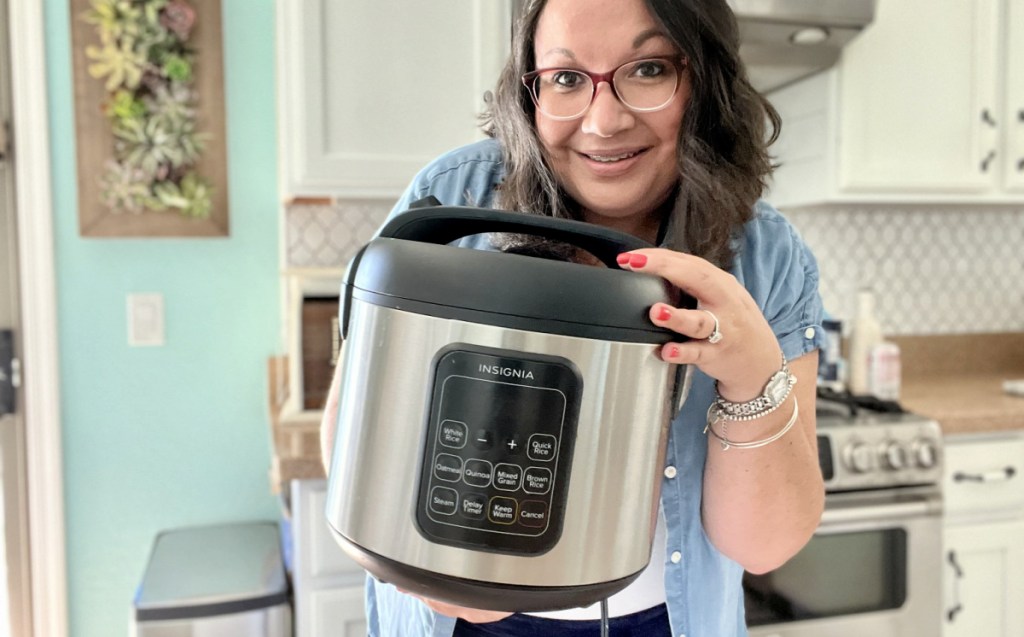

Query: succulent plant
[83,0,212,220]
[152,171,213,218]
[99,160,156,213]
[86,36,148,91]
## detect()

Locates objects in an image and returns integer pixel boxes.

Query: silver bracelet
[713,354,796,422]
[704,398,800,451]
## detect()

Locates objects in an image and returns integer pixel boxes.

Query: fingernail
[667,345,680,358]
[629,253,648,268]
[616,253,631,266]
[657,306,672,321]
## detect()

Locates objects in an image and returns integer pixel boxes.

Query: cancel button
[518,500,549,528]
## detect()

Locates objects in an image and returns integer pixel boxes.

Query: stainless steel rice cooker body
[325,203,694,612]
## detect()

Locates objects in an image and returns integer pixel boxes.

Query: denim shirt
[362,138,826,637]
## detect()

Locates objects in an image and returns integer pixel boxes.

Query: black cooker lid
[342,204,694,344]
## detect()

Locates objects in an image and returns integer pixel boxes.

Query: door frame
[6,2,68,636]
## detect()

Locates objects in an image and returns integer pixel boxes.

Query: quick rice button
[528,434,557,461]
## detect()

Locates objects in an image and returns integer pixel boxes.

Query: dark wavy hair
[481,0,780,268]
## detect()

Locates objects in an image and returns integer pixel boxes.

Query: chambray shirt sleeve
[388,139,505,220]
[734,200,827,360]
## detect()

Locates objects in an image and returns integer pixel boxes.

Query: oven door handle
[820,494,941,526]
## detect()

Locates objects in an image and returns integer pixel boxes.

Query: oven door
[744,490,942,637]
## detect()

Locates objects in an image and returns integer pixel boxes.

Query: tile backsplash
[785,207,1024,336]
[286,201,1024,336]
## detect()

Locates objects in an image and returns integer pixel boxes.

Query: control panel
[415,345,582,556]
[818,413,943,492]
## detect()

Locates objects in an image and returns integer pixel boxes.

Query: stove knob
[844,442,875,473]
[883,442,908,470]
[913,440,939,468]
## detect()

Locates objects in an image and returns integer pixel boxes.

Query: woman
[321,0,826,634]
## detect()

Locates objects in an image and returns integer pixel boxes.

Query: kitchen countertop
[893,333,1024,436]
[901,373,1024,435]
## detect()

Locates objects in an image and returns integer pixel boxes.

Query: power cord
[600,598,610,637]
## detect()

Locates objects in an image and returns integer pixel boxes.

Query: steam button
[429,487,458,516]
[528,434,557,461]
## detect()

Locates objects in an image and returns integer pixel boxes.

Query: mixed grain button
[494,463,523,492]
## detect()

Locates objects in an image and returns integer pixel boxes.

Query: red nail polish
[629,253,648,268]
[667,345,679,358]
[657,306,672,321]
[616,253,631,266]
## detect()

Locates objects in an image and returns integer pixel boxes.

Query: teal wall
[44,2,281,635]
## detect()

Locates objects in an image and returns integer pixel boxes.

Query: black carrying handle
[377,197,654,268]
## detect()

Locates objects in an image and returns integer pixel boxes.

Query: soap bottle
[848,289,883,396]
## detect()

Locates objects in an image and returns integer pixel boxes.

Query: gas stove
[815,389,943,493]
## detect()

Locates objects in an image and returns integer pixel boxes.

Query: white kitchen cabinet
[768,0,1024,208]
[291,479,367,637]
[276,0,510,199]
[941,432,1024,637]
[944,520,1024,637]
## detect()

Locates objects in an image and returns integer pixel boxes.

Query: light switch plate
[127,293,165,347]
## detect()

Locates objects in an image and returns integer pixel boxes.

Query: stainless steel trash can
[131,521,292,637]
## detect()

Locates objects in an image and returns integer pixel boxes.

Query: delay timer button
[528,434,557,462]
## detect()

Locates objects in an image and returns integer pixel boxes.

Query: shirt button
[664,466,677,479]
[804,327,816,339]
[670,551,682,564]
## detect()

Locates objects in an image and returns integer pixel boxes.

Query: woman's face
[532,0,689,240]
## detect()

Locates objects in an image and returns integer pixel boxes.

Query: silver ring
[702,310,723,344]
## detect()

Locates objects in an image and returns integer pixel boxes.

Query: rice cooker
[324,200,695,612]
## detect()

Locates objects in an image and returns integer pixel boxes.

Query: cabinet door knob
[980,150,997,173]
[946,550,963,623]
[981,109,998,127]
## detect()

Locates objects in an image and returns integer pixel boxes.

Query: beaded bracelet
[704,398,800,451]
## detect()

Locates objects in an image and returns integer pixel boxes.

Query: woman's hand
[397,588,513,623]
[616,248,781,401]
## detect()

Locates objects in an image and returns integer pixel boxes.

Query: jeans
[452,604,671,636]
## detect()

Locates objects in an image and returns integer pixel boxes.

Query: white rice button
[670,551,682,564]
[664,466,677,479]
[804,327,816,339]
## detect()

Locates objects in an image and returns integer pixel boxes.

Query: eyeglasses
[521,56,685,121]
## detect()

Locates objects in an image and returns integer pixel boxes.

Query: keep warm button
[528,434,557,462]
[488,497,517,525]
[519,500,549,528]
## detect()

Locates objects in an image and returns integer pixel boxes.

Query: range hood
[729,0,877,93]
